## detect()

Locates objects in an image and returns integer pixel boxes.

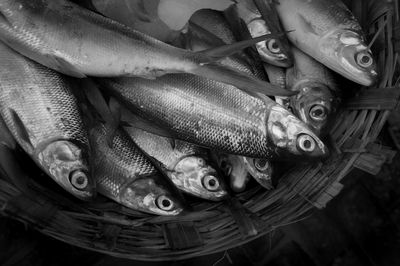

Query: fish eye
[69,170,88,190]
[253,158,269,171]
[355,51,373,68]
[267,39,281,54]
[309,105,327,121]
[156,195,175,211]
[202,175,220,192]
[297,134,316,153]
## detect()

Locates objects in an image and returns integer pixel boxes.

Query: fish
[211,152,273,191]
[242,157,273,189]
[187,9,267,80]
[0,41,95,201]
[88,122,184,215]
[123,117,227,201]
[286,47,339,136]
[97,75,328,160]
[225,0,292,67]
[275,0,378,86]
[210,152,249,192]
[0,115,16,150]
[263,63,290,109]
[0,0,292,96]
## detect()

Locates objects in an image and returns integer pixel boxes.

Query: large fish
[286,47,339,136]
[275,0,378,86]
[0,42,95,200]
[124,126,227,201]
[229,0,292,67]
[89,123,184,215]
[0,0,291,96]
[97,76,328,160]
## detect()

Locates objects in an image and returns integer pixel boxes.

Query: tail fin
[189,62,296,96]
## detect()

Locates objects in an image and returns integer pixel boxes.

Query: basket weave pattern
[0,0,399,261]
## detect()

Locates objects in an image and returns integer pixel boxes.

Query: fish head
[248,19,292,67]
[170,156,227,200]
[267,104,329,159]
[37,140,95,201]
[214,153,249,192]
[243,157,273,189]
[290,82,338,136]
[319,29,378,86]
[120,177,184,216]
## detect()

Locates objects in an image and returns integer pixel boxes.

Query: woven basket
[0,0,399,261]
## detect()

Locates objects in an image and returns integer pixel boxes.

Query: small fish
[89,123,184,215]
[226,0,292,67]
[263,63,290,109]
[0,42,95,200]
[97,75,328,160]
[275,0,378,86]
[242,157,273,189]
[0,0,291,96]
[210,152,249,192]
[123,117,227,201]
[286,47,339,136]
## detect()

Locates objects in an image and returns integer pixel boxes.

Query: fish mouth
[37,140,95,200]
[120,178,183,216]
[318,29,378,86]
[290,83,338,136]
[267,105,329,159]
[170,156,227,201]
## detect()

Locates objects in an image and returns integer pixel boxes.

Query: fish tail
[189,62,296,97]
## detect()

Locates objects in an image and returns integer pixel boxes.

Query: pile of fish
[0,0,378,216]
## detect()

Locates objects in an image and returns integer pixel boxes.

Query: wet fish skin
[286,47,339,136]
[0,42,95,200]
[98,75,328,160]
[124,126,227,201]
[90,124,183,215]
[210,152,249,193]
[242,157,273,189]
[275,0,378,86]
[231,0,292,67]
[0,0,289,96]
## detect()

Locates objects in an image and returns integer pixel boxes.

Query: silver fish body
[243,157,273,189]
[0,42,95,200]
[233,0,291,67]
[0,0,286,96]
[286,47,339,136]
[124,126,227,201]
[98,76,328,160]
[275,0,378,86]
[90,124,183,215]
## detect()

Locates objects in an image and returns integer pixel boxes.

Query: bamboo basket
[0,0,399,261]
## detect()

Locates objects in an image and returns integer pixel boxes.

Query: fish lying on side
[0,0,292,96]
[187,9,267,80]
[228,0,292,67]
[123,115,227,201]
[212,152,273,191]
[97,74,328,160]
[286,47,339,136]
[0,42,95,200]
[88,122,184,215]
[275,0,378,86]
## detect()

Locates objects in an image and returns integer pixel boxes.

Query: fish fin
[121,108,175,139]
[49,56,87,78]
[198,32,285,61]
[8,109,34,151]
[190,62,296,96]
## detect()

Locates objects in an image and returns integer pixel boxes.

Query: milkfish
[0,0,292,96]
[275,0,378,86]
[0,41,95,200]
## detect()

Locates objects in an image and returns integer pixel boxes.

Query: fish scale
[99,75,273,158]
